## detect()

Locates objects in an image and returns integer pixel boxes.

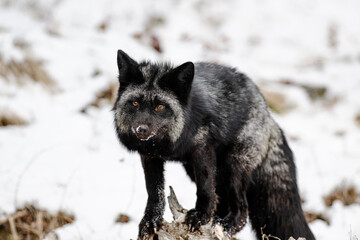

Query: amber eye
[132,101,139,107]
[155,104,165,111]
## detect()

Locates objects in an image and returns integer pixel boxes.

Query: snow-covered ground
[1,0,360,239]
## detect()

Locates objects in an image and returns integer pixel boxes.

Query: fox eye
[155,104,165,111]
[132,101,139,107]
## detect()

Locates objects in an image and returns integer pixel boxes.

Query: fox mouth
[138,133,156,141]
[131,126,156,141]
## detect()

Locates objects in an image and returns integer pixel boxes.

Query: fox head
[113,50,194,151]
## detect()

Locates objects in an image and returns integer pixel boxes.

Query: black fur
[113,50,315,240]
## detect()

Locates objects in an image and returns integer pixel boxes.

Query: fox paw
[214,213,247,235]
[185,209,210,231]
[138,216,162,240]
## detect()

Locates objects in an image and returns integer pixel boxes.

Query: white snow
[1,0,360,239]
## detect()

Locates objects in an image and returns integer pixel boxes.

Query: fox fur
[113,50,315,240]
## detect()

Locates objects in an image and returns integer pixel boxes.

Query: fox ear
[117,50,143,90]
[159,62,194,104]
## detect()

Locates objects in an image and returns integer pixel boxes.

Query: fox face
[121,93,176,142]
[113,50,194,153]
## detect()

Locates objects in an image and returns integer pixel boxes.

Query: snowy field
[1,0,360,239]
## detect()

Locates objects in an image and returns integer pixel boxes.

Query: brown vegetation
[278,79,328,101]
[132,15,164,53]
[0,109,28,127]
[304,211,330,225]
[0,54,56,89]
[260,88,296,114]
[0,205,74,240]
[355,114,360,128]
[81,82,118,113]
[115,214,130,224]
[324,184,360,207]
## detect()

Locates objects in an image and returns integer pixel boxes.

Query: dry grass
[278,79,328,101]
[328,23,338,49]
[132,31,163,53]
[260,88,296,114]
[304,211,330,225]
[115,213,130,224]
[132,15,165,53]
[355,114,360,128]
[0,205,74,240]
[0,109,28,127]
[324,184,360,207]
[0,54,56,89]
[81,82,118,113]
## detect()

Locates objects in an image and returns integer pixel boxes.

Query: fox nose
[136,125,149,135]
[133,124,155,141]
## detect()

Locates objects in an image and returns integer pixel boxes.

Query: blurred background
[0,0,360,239]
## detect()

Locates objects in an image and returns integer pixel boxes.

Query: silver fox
[113,50,315,240]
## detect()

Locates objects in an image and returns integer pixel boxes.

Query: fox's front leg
[184,147,217,231]
[138,155,165,240]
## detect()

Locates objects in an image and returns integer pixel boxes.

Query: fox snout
[132,124,156,141]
